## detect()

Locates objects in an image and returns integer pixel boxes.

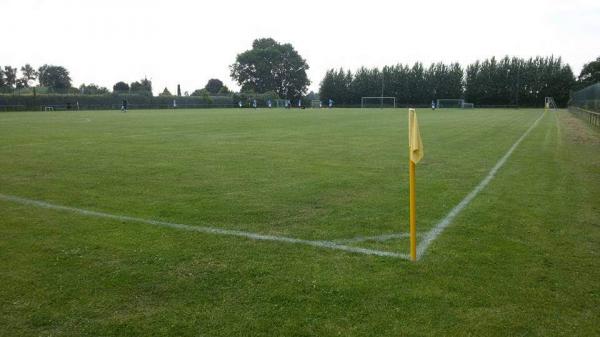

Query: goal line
[0,193,409,259]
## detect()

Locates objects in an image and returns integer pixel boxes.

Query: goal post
[462,102,475,109]
[436,99,464,108]
[311,100,322,108]
[545,97,557,111]
[361,97,396,109]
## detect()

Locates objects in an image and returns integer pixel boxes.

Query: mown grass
[0,108,598,336]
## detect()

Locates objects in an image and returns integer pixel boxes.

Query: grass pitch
[1,108,599,336]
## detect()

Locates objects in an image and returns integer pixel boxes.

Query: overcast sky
[1,0,598,95]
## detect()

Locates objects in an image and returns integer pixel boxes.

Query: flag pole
[409,160,416,261]
[408,109,418,261]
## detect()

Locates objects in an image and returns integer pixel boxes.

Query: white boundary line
[416,112,545,259]
[0,193,409,260]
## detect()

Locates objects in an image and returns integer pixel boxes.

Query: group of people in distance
[238,98,335,109]
[119,98,336,112]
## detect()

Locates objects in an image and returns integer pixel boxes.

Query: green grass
[1,108,598,336]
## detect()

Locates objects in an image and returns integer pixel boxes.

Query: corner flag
[409,109,424,164]
[408,108,423,261]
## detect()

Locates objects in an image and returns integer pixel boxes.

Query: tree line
[465,56,574,106]
[320,62,463,106]
[2,47,597,107]
[319,56,582,107]
[0,63,233,98]
[0,64,72,93]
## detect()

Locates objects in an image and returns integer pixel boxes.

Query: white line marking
[416,112,545,259]
[0,142,51,149]
[0,193,409,259]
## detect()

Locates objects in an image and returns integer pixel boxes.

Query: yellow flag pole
[409,157,417,261]
[408,108,417,261]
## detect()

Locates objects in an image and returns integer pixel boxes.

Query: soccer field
[1,108,599,336]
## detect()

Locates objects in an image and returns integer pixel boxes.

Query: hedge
[0,94,234,111]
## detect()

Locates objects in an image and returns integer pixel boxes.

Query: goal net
[361,97,396,108]
[436,99,464,108]
[545,97,558,110]
[311,100,322,108]
[462,102,475,109]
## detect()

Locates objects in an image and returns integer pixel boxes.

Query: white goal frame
[436,99,465,108]
[311,100,322,108]
[361,97,396,109]
[545,97,557,111]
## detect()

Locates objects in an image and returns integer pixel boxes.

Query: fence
[568,83,600,128]
[569,106,600,128]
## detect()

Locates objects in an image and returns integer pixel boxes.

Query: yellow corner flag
[409,108,424,164]
[408,108,423,261]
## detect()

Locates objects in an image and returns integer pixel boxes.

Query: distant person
[431,100,436,110]
[76,101,80,110]
[267,99,272,108]
[121,99,128,112]
[238,101,242,108]
[173,99,177,108]
[66,102,71,110]
[319,101,322,108]
[252,99,257,109]
[298,99,302,108]
[328,98,334,108]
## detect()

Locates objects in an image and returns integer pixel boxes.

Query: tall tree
[177,84,181,96]
[130,81,141,91]
[20,64,38,87]
[218,85,230,94]
[140,77,152,95]
[464,56,573,107]
[318,69,336,102]
[190,88,209,96]
[576,56,600,88]
[0,67,5,89]
[230,38,310,99]
[205,78,223,94]
[113,81,130,92]
[159,87,172,96]
[320,62,464,105]
[80,83,109,95]
[16,78,28,89]
[3,66,17,88]
[130,77,152,96]
[37,64,71,91]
